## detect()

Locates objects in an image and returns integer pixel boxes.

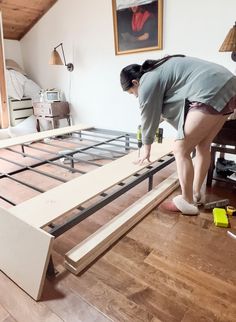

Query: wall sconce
[49,43,74,71]
[219,22,236,61]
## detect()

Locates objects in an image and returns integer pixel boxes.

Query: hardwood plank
[103,239,231,322]
[156,219,236,283]
[41,268,112,322]
[88,258,186,322]
[51,266,161,322]
[0,272,62,322]
[10,139,174,228]
[145,251,236,322]
[181,309,215,322]
[65,172,179,274]
[0,124,91,149]
[0,207,54,300]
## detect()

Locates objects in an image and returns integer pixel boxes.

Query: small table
[33,101,71,131]
[206,120,236,186]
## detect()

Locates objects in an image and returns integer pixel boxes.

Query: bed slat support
[64,172,179,275]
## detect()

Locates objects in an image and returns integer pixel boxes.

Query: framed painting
[112,0,163,55]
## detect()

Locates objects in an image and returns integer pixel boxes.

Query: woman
[130,5,155,42]
[121,5,157,47]
[120,55,236,215]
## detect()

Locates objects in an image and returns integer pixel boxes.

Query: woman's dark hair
[120,54,185,91]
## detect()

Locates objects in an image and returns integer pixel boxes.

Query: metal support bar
[46,256,58,278]
[0,156,66,183]
[148,175,154,191]
[0,195,16,206]
[58,135,137,151]
[23,144,102,168]
[6,147,85,174]
[49,153,175,237]
[71,132,137,150]
[78,128,136,141]
[21,144,25,156]
[0,171,45,193]
[125,134,130,151]
[42,141,116,160]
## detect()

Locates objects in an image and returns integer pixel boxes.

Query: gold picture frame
[112,0,163,55]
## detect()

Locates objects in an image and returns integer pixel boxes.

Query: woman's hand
[134,144,152,165]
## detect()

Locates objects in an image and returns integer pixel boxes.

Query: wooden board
[10,139,174,228]
[64,172,179,274]
[0,12,9,128]
[1,0,58,40]
[0,207,54,300]
[0,123,91,149]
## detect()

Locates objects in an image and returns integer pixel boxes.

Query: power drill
[136,126,163,157]
[137,125,142,158]
[155,128,163,143]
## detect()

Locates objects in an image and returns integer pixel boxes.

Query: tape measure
[226,205,236,216]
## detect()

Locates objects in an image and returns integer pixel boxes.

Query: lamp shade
[49,49,63,65]
[219,22,236,52]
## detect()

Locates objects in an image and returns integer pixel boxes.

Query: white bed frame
[0,125,178,300]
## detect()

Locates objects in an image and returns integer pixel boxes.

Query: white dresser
[9,97,33,126]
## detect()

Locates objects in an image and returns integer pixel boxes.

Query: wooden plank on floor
[0,124,91,149]
[0,207,54,300]
[10,139,174,228]
[64,172,179,274]
[0,303,10,321]
[0,272,63,322]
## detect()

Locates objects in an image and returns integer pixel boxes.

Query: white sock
[173,195,199,215]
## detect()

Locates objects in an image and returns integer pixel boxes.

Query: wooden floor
[0,141,236,322]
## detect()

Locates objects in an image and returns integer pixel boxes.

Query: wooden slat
[0,12,9,128]
[0,123,91,149]
[0,207,54,300]
[64,172,179,274]
[10,139,174,228]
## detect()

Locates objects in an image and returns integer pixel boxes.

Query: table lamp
[219,22,236,61]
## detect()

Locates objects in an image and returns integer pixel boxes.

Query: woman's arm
[136,143,151,164]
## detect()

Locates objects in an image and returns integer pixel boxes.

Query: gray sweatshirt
[138,56,236,144]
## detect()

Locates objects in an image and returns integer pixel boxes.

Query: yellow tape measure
[226,206,236,216]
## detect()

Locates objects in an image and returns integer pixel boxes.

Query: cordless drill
[137,125,142,158]
[155,128,163,143]
[136,126,164,157]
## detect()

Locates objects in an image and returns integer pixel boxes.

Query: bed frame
[0,124,178,300]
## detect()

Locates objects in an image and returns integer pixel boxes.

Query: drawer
[10,107,33,126]
[33,102,69,117]
[33,105,52,116]
[11,108,33,120]
[9,98,32,110]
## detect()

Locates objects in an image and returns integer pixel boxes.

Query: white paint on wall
[20,0,236,136]
[4,39,24,68]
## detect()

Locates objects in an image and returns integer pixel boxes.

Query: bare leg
[173,144,194,203]
[193,116,228,198]
[173,111,228,204]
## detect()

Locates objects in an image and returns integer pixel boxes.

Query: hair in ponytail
[120,64,143,91]
[120,54,185,91]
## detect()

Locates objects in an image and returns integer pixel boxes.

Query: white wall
[4,39,24,68]
[20,0,236,136]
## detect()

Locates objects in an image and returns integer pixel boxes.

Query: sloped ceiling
[0,0,57,40]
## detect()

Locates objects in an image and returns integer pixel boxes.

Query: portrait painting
[112,0,163,55]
